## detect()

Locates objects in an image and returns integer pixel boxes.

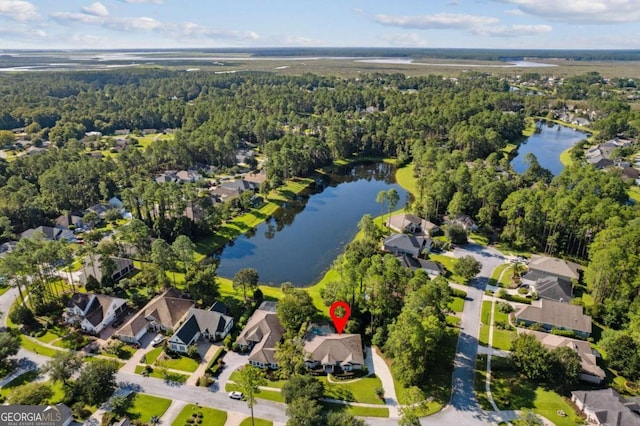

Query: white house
[65,293,127,334]
[168,306,234,353]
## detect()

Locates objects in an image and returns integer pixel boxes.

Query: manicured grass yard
[481,301,492,324]
[479,324,490,346]
[0,370,40,399]
[171,404,227,426]
[225,383,285,403]
[239,418,273,426]
[134,365,189,383]
[229,371,288,389]
[319,375,385,405]
[143,347,164,364]
[157,354,200,373]
[429,254,464,284]
[448,296,465,313]
[395,164,417,196]
[127,393,171,424]
[491,329,515,351]
[20,335,63,357]
[322,401,389,418]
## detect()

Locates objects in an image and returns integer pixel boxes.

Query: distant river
[510,122,589,176]
[215,163,407,286]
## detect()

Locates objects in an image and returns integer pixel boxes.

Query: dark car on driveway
[111,318,124,328]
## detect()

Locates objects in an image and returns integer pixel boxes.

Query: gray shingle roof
[572,388,640,426]
[515,299,591,334]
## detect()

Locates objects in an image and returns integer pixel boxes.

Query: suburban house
[212,179,259,201]
[168,306,234,353]
[236,301,284,369]
[303,333,364,373]
[382,234,430,258]
[116,288,194,344]
[515,299,592,338]
[396,254,443,276]
[65,293,127,334]
[571,388,640,426]
[521,255,581,303]
[55,213,84,230]
[76,255,135,285]
[20,226,76,242]
[586,137,633,170]
[154,169,203,184]
[236,149,255,166]
[449,214,478,231]
[386,213,439,236]
[85,203,113,218]
[520,329,605,384]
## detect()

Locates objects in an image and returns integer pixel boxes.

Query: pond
[510,121,589,176]
[215,163,408,286]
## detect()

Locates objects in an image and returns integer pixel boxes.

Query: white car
[151,335,165,347]
[228,391,243,400]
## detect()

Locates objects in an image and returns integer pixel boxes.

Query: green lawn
[0,370,40,399]
[19,335,63,357]
[395,164,417,196]
[158,354,200,373]
[322,401,389,418]
[319,375,385,405]
[490,368,583,426]
[143,347,164,364]
[491,329,515,351]
[479,324,490,346]
[448,296,465,313]
[225,383,285,403]
[0,286,10,296]
[429,254,464,284]
[446,315,461,327]
[628,186,640,202]
[481,301,492,324]
[37,330,63,344]
[134,365,189,383]
[489,263,514,288]
[127,393,171,424]
[171,404,227,426]
[239,418,273,426]
[229,371,288,389]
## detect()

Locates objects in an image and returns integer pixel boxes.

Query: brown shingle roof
[528,255,581,281]
[303,334,364,367]
[515,299,591,334]
[236,304,284,366]
[116,288,193,340]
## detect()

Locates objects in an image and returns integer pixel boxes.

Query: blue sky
[1,0,640,49]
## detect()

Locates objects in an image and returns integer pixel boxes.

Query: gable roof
[515,299,591,334]
[55,214,83,229]
[527,255,581,281]
[116,288,194,339]
[304,334,364,367]
[236,302,284,365]
[383,234,422,253]
[79,255,133,284]
[171,307,234,345]
[68,293,127,328]
[572,389,640,426]
[534,276,573,303]
[521,329,604,380]
[21,226,75,242]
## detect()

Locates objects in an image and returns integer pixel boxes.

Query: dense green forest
[2,68,640,366]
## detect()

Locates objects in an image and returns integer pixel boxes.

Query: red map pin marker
[329,301,351,334]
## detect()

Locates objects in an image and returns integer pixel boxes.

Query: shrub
[517,287,529,295]
[452,288,468,298]
[497,301,514,314]
[72,402,91,420]
[10,305,36,327]
[551,328,577,338]
[186,344,200,360]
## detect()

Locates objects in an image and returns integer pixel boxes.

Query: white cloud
[81,2,108,17]
[504,9,524,16]
[374,13,498,29]
[473,24,552,37]
[50,12,259,43]
[498,0,640,23]
[380,33,428,47]
[268,35,324,46]
[0,0,38,22]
